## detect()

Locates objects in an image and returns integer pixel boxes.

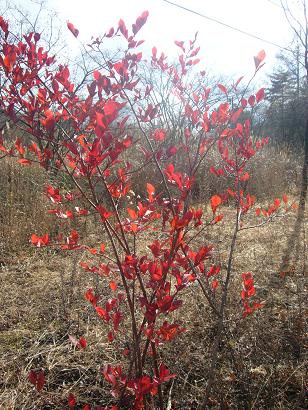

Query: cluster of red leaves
[241,273,264,317]
[101,363,175,408]
[255,194,297,217]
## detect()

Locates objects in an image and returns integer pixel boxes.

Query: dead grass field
[0,202,307,409]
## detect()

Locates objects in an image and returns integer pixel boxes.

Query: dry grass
[0,159,54,256]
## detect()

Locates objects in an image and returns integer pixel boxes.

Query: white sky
[8,0,305,81]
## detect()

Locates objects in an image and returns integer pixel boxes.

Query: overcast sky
[4,0,304,81]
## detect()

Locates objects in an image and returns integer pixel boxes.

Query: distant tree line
[260,44,308,148]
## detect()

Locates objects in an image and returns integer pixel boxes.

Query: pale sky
[5,0,304,80]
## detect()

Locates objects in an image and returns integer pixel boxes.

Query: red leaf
[210,166,224,177]
[218,83,227,94]
[108,330,114,342]
[227,188,236,197]
[31,233,49,247]
[18,158,31,165]
[3,47,16,72]
[282,194,288,204]
[157,322,184,341]
[109,281,117,291]
[85,288,99,306]
[15,138,25,155]
[274,198,281,208]
[34,32,40,42]
[36,372,45,392]
[0,16,8,34]
[234,76,244,89]
[104,100,119,117]
[28,370,45,392]
[174,40,185,51]
[231,108,243,123]
[207,265,221,278]
[122,135,132,148]
[213,214,223,224]
[61,230,79,250]
[146,183,155,203]
[68,393,76,409]
[46,186,62,203]
[256,88,265,102]
[195,246,212,265]
[166,145,177,157]
[132,10,149,35]
[240,172,250,182]
[153,129,166,141]
[95,111,106,129]
[149,262,163,281]
[79,337,87,349]
[67,22,79,38]
[252,301,265,311]
[211,280,219,290]
[28,370,37,385]
[210,195,222,214]
[95,306,109,321]
[248,95,255,107]
[106,27,114,38]
[75,207,88,216]
[241,272,256,302]
[157,364,176,382]
[254,49,266,69]
[241,98,247,108]
[97,205,113,220]
[118,19,128,39]
[127,208,137,219]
